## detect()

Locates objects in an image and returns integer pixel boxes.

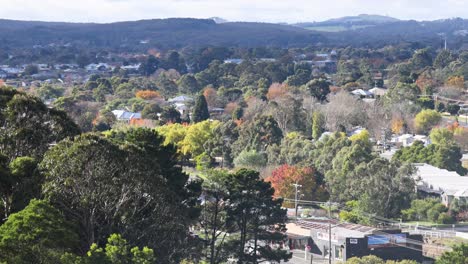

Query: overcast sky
[0,0,467,23]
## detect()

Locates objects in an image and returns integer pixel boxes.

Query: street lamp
[293,183,302,221]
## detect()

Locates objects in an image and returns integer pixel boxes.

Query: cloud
[0,0,466,23]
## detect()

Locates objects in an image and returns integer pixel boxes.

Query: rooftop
[290,220,377,239]
[415,163,468,197]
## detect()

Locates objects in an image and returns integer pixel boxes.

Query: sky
[0,0,467,23]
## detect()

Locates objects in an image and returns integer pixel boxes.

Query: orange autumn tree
[266,83,288,100]
[203,87,218,108]
[266,165,328,208]
[445,76,465,89]
[135,90,161,100]
[391,116,405,134]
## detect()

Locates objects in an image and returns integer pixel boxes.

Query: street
[281,250,336,264]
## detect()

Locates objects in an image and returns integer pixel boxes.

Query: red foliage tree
[266,165,328,206]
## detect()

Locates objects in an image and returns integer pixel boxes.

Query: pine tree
[225,169,292,263]
[192,94,210,123]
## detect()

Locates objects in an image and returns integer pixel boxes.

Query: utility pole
[293,183,302,222]
[328,202,332,264]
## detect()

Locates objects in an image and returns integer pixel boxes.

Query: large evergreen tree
[224,169,291,263]
[192,94,210,123]
[40,129,202,263]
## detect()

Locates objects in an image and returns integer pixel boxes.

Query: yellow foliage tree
[135,90,161,100]
[391,117,405,134]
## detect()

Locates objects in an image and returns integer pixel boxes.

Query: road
[281,250,335,264]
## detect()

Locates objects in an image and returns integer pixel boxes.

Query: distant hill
[294,14,400,32]
[0,18,323,51]
[326,14,400,24]
[326,18,468,48]
[0,17,468,55]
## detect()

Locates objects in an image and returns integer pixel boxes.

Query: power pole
[328,202,332,264]
[293,183,302,222]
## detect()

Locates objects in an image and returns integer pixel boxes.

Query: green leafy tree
[224,169,292,263]
[40,131,201,263]
[163,51,187,73]
[0,87,80,161]
[384,82,420,105]
[203,120,239,168]
[411,48,433,70]
[436,243,468,264]
[156,73,178,97]
[402,198,448,222]
[285,69,310,87]
[180,120,220,158]
[232,115,283,157]
[447,104,461,116]
[141,103,163,120]
[23,64,39,76]
[266,133,315,166]
[304,78,330,102]
[234,149,267,171]
[347,255,418,264]
[178,74,201,94]
[414,109,442,134]
[429,128,454,145]
[434,50,454,69]
[0,199,79,263]
[312,111,325,140]
[139,55,159,76]
[62,234,156,264]
[393,140,466,175]
[0,156,40,220]
[192,94,210,123]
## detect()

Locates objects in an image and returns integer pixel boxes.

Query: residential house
[168,95,194,104]
[393,134,430,147]
[369,87,387,97]
[415,163,468,205]
[111,110,142,123]
[224,59,244,64]
[351,89,374,98]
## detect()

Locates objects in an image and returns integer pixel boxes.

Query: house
[111,110,142,122]
[351,89,374,98]
[168,95,193,104]
[348,127,367,137]
[393,134,430,147]
[286,220,424,263]
[369,87,387,97]
[175,103,189,116]
[414,163,468,205]
[209,107,225,118]
[85,63,111,72]
[224,59,244,64]
[121,64,141,71]
[258,58,277,63]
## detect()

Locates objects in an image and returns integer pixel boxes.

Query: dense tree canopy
[0,199,79,263]
[0,87,80,161]
[40,130,201,263]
